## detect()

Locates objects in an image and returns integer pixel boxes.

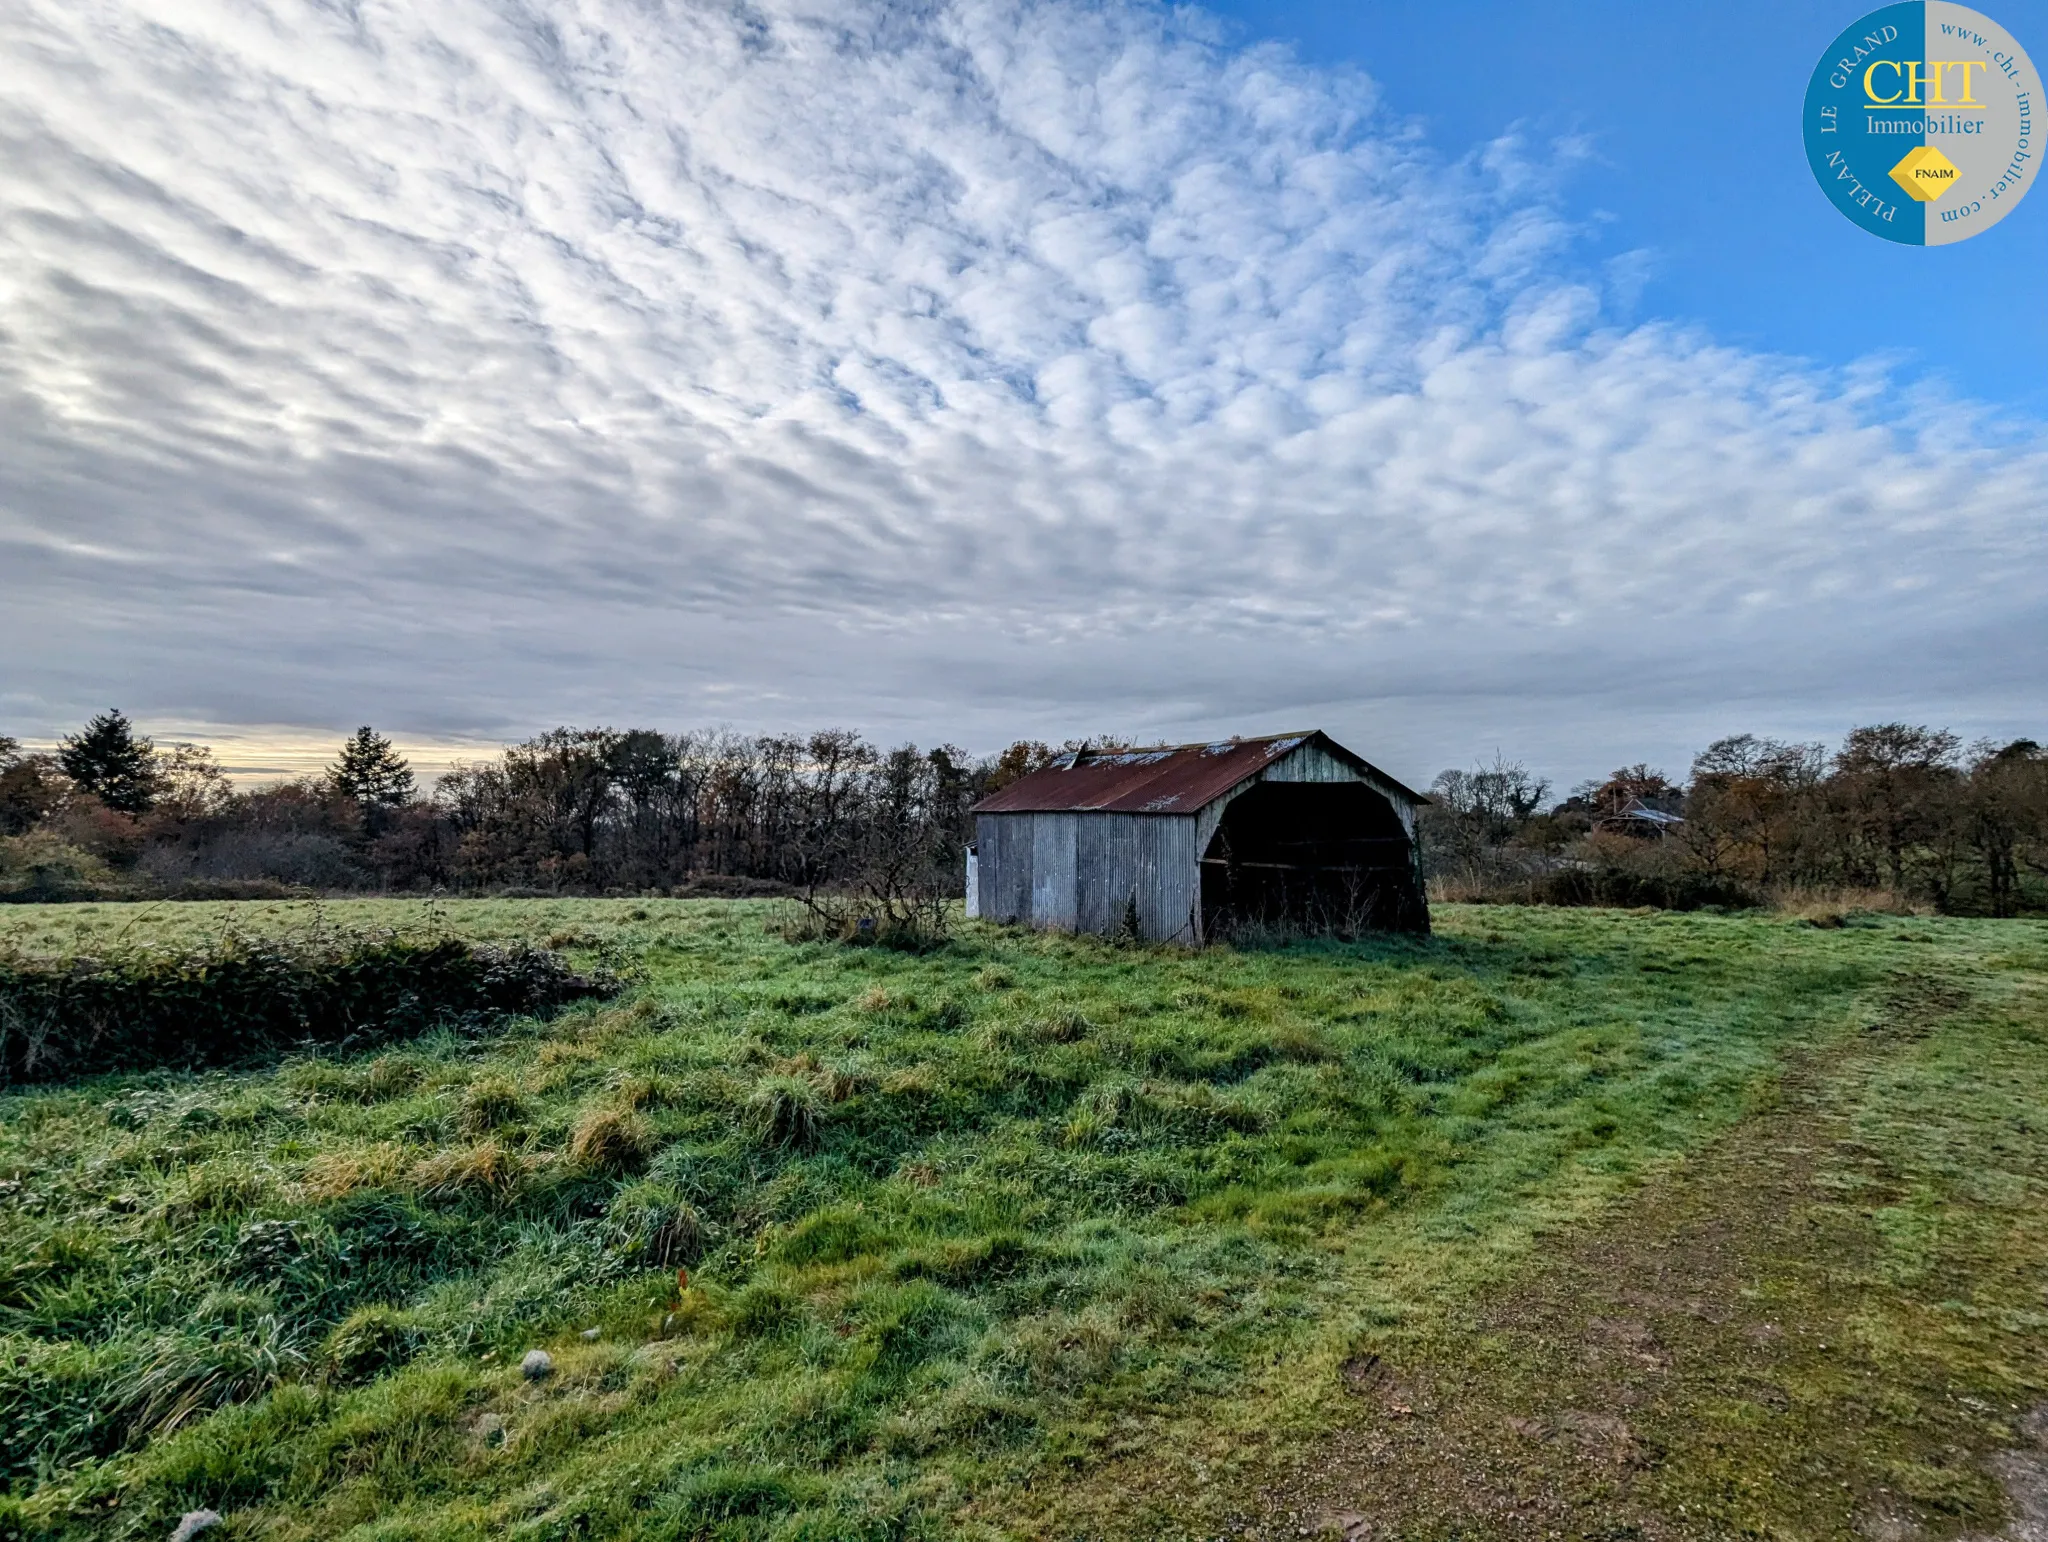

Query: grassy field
[0,899,2043,1541]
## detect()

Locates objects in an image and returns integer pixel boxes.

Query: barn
[967,731,1429,944]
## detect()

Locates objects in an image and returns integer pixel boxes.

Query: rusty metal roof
[970,730,1426,816]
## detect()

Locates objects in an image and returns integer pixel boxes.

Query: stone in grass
[581,1327,600,1341]
[521,1349,553,1380]
[169,1513,222,1542]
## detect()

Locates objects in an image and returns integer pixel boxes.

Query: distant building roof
[1606,798,1686,829]
[970,730,1426,816]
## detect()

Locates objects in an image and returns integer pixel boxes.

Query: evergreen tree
[328,727,415,808]
[57,709,160,814]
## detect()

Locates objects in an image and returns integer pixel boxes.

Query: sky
[1,0,2044,793]
[1205,0,2048,410]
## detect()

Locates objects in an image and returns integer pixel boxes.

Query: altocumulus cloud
[1,0,2043,779]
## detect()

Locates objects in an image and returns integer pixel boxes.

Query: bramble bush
[0,930,615,1084]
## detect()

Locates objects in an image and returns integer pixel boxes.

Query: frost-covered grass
[0,899,2037,1540]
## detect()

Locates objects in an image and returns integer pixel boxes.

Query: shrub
[0,832,133,903]
[1436,863,1762,912]
[1533,866,1760,911]
[780,882,952,952]
[0,931,616,1085]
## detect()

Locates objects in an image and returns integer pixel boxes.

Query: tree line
[1421,725,2048,916]
[1,713,1052,905]
[5,712,2046,915]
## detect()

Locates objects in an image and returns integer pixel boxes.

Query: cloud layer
[2,0,2043,782]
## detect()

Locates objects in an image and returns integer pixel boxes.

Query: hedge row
[0,933,617,1084]
[1532,866,1761,911]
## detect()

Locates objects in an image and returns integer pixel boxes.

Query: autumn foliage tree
[1681,735,1826,882]
[1426,723,2048,914]
[0,739,61,836]
[1830,723,1963,893]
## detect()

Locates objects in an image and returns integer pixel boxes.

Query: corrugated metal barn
[968,731,1429,944]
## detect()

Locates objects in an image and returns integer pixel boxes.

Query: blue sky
[0,0,2043,789]
[1209,0,2048,413]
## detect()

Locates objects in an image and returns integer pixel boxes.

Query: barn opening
[1200,781,1427,938]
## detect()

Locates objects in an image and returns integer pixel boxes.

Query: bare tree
[1424,755,1550,873]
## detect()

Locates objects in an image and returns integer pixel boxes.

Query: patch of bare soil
[1962,1406,2048,1542]
[1223,988,2046,1541]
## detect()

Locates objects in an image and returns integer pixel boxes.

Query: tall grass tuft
[568,1107,652,1174]
[410,1140,528,1200]
[749,1073,825,1152]
[321,1305,423,1385]
[457,1075,527,1139]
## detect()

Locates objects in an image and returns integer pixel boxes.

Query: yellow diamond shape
[1890,144,1960,202]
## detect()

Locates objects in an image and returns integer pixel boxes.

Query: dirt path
[1232,980,2048,1542]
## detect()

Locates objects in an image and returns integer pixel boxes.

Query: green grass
[1069,949,2048,1541]
[0,899,2041,1541]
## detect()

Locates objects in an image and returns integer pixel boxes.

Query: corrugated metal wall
[1029,813,1079,929]
[975,814,1032,926]
[975,811,1200,943]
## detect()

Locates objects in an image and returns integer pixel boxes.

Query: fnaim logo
[1804,3,2038,243]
